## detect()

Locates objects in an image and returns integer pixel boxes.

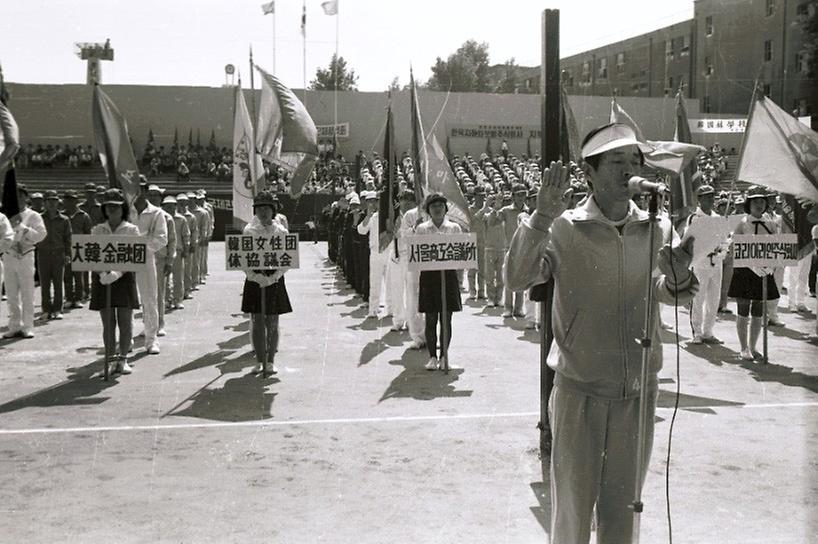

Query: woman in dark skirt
[728,185,780,361]
[89,189,141,375]
[416,193,463,371]
[241,192,292,375]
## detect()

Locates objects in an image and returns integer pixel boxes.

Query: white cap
[581,123,653,159]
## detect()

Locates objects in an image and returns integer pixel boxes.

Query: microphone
[628,176,668,195]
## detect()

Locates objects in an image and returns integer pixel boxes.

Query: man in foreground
[506,123,698,543]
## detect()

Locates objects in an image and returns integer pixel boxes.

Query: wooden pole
[104,282,111,381]
[261,284,268,375]
[762,275,768,364]
[538,8,560,455]
[440,270,449,373]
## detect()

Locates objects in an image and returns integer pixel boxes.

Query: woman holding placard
[89,189,141,375]
[416,193,463,371]
[727,186,780,361]
[241,192,292,375]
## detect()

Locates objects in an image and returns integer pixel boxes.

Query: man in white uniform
[397,191,425,348]
[357,191,388,318]
[3,185,47,338]
[133,180,168,354]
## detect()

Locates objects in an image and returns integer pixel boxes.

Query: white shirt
[415,217,462,236]
[8,208,46,257]
[134,201,168,254]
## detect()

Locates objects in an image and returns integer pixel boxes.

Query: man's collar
[571,196,645,224]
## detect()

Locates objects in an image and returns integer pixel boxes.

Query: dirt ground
[0,242,816,543]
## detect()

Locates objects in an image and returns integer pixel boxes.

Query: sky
[0,0,694,91]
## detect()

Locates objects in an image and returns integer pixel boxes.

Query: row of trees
[309,40,526,94]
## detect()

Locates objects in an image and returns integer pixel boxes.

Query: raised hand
[536,160,571,220]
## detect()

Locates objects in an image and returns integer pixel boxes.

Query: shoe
[660,321,673,330]
[513,312,526,318]
[157,328,166,337]
[252,363,264,374]
[752,350,765,361]
[409,340,426,350]
[20,330,34,339]
[740,349,754,361]
[2,330,21,339]
[192,286,199,291]
[367,313,378,319]
[136,330,145,338]
[53,313,64,320]
[425,357,439,370]
[0,295,5,301]
[117,361,133,374]
[702,336,724,345]
[767,318,785,327]
[689,335,704,345]
[175,303,185,310]
[525,322,538,330]
[468,294,476,301]
[146,343,160,355]
[267,363,278,375]
[796,304,811,313]
[717,307,733,315]
[501,310,513,318]
[184,294,193,300]
[70,302,83,309]
[390,324,402,332]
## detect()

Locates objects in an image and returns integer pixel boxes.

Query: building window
[704,56,714,76]
[705,16,714,36]
[667,76,674,92]
[764,40,772,62]
[796,3,809,18]
[762,83,772,96]
[616,52,626,72]
[639,82,649,91]
[681,35,691,57]
[564,71,574,87]
[703,95,711,113]
[598,57,608,79]
[766,0,775,17]
[581,61,591,84]
[665,40,674,59]
[795,52,807,73]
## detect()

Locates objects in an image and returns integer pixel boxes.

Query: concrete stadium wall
[7,83,700,159]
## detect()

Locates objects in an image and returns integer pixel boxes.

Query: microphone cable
[664,190,682,544]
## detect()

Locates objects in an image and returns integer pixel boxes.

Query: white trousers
[136,252,159,346]
[155,254,167,330]
[368,250,388,315]
[386,252,405,327]
[524,291,539,326]
[787,254,812,309]
[690,263,723,338]
[401,254,424,343]
[3,253,36,334]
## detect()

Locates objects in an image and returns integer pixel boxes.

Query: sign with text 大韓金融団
[406,233,478,272]
[732,234,800,268]
[225,233,300,270]
[70,235,150,272]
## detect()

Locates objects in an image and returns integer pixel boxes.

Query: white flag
[261,1,275,15]
[321,0,338,15]
[233,85,264,227]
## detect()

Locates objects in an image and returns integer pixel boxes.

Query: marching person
[517,189,541,330]
[385,191,410,332]
[190,192,209,286]
[498,184,529,318]
[685,184,727,344]
[765,191,786,327]
[162,195,190,310]
[506,123,698,543]
[133,179,168,354]
[3,185,47,339]
[416,193,463,371]
[62,190,92,309]
[178,193,199,299]
[241,192,293,375]
[483,192,507,308]
[466,187,488,301]
[397,190,426,349]
[0,212,12,325]
[147,185,176,336]
[357,191,388,319]
[198,190,215,279]
[37,190,72,320]
[728,186,780,361]
[90,188,140,375]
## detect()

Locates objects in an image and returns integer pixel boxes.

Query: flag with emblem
[233,83,264,227]
[92,85,140,204]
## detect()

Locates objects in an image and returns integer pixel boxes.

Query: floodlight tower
[74,39,114,84]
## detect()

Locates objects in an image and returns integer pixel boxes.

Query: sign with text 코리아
[70,235,150,272]
[732,234,800,268]
[225,233,300,270]
[406,233,478,272]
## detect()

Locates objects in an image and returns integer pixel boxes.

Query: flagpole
[272,9,277,75]
[333,2,339,152]
[248,49,259,197]
[302,0,307,105]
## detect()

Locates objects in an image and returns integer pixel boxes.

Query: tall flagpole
[249,47,259,197]
[302,0,307,105]
[333,1,339,150]
[272,8,276,74]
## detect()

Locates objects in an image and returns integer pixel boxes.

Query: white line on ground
[0,401,816,436]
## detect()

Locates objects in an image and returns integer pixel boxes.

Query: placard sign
[732,234,799,268]
[225,233,300,270]
[406,233,478,271]
[70,235,150,272]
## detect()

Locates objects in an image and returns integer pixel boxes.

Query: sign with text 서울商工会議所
[406,233,478,272]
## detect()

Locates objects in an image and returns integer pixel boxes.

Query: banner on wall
[316,122,349,139]
[448,123,541,140]
[689,116,811,134]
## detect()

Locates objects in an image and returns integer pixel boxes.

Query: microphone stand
[632,189,659,543]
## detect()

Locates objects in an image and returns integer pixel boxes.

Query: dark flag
[209,129,216,150]
[188,128,193,147]
[445,135,452,160]
[1,167,20,218]
[560,83,582,163]
[173,127,178,148]
[196,128,201,147]
[485,136,492,156]
[378,94,397,252]
[672,89,699,218]
[409,67,426,205]
[147,128,155,147]
[92,85,140,204]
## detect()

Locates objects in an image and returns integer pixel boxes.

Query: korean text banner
[226,233,300,270]
[732,234,800,268]
[70,235,150,272]
[406,233,478,272]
